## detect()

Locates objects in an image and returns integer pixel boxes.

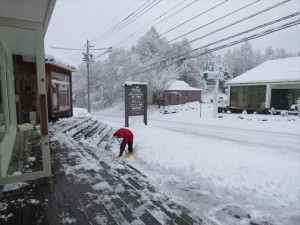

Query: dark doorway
[271,89,300,109]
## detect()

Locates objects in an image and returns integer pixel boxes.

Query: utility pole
[82,39,94,113]
[82,40,112,113]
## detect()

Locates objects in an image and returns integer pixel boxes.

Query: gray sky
[45,0,300,64]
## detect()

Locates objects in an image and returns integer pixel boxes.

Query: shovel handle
[115,137,128,154]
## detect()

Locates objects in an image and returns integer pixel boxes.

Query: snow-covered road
[94,111,300,153]
[150,119,300,153]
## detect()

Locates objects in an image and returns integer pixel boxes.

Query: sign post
[125,82,147,127]
[203,71,224,118]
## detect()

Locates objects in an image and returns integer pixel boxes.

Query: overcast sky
[45,0,300,65]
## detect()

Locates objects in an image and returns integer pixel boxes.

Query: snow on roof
[45,45,78,71]
[167,80,202,91]
[227,57,300,85]
[124,81,147,85]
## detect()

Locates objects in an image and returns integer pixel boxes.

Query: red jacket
[114,128,134,149]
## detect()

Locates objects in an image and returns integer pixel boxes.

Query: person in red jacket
[113,128,134,157]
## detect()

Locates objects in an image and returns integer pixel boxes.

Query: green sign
[203,72,224,79]
[206,79,216,85]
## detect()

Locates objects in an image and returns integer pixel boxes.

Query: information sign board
[125,83,147,127]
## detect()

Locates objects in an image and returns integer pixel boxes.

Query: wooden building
[163,80,202,106]
[0,0,57,185]
[226,57,300,113]
[45,46,77,121]
[12,47,76,125]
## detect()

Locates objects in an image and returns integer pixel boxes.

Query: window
[230,85,266,109]
[51,72,70,112]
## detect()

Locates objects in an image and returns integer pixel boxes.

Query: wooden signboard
[125,82,147,127]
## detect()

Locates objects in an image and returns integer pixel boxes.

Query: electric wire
[111,0,260,65]
[112,0,189,48]
[70,0,152,63]
[79,0,162,63]
[102,13,300,80]
[168,0,269,42]
[153,0,293,62]
[185,0,293,49]
[90,0,153,44]
[74,17,300,91]
[181,13,300,60]
[74,0,292,74]
[91,0,162,45]
[158,0,229,37]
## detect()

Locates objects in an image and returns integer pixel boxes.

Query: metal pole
[200,94,202,118]
[212,79,219,118]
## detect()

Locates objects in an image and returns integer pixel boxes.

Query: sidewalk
[0,117,209,225]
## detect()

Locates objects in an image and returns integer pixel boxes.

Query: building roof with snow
[45,46,78,71]
[227,57,300,85]
[166,80,202,91]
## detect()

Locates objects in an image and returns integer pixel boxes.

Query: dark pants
[119,141,133,156]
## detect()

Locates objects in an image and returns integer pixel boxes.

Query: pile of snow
[45,45,78,71]
[72,108,92,118]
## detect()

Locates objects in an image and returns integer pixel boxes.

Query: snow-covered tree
[239,41,255,74]
[254,49,264,67]
[143,64,180,108]
[132,26,169,63]
[264,46,275,61]
[179,58,199,87]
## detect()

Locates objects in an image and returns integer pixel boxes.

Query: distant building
[226,57,300,113]
[163,80,202,106]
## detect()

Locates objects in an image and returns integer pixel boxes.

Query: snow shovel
[115,137,128,154]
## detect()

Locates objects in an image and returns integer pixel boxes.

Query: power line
[74,17,299,89]
[186,0,292,47]
[91,0,162,45]
[49,46,111,51]
[110,0,204,66]
[112,0,189,48]
[112,0,260,67]
[70,0,152,63]
[90,0,153,44]
[123,0,292,73]
[190,19,300,60]
[157,0,292,60]
[169,0,264,42]
[74,0,293,72]
[104,14,300,80]
[183,13,300,59]
[158,0,229,38]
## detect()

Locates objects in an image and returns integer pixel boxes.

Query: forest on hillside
[72,26,299,110]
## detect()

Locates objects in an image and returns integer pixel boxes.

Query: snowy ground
[76,93,300,225]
